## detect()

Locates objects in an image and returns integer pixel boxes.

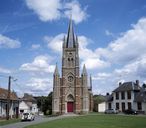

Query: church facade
[52,19,93,114]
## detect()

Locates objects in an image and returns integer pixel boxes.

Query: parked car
[104,109,118,114]
[21,112,35,121]
[124,109,137,115]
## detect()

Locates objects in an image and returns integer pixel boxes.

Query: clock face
[68,76,73,82]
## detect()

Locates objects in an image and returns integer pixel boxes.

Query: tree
[35,92,52,115]
[93,94,105,112]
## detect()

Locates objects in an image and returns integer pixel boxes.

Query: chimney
[106,93,109,96]
[119,82,122,86]
[136,80,139,86]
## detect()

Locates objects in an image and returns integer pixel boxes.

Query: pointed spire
[82,64,87,75]
[90,74,92,91]
[54,63,59,76]
[63,35,66,48]
[76,35,78,42]
[76,35,78,47]
[66,16,75,48]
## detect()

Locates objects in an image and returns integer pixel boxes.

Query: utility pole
[6,76,11,120]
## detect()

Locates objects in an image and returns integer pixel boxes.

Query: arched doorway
[67,94,74,112]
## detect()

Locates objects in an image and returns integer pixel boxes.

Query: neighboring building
[98,102,106,112]
[52,18,93,115]
[105,93,113,110]
[134,84,146,113]
[0,87,19,118]
[106,80,146,113]
[19,93,38,115]
[93,94,106,112]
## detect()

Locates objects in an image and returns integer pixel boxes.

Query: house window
[122,102,125,112]
[116,103,119,110]
[121,92,125,100]
[116,92,119,100]
[128,102,131,110]
[127,91,131,99]
[137,102,142,110]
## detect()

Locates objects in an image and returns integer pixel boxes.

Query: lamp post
[6,76,11,120]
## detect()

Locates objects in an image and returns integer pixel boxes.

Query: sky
[0,0,146,97]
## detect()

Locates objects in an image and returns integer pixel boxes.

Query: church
[52,18,93,114]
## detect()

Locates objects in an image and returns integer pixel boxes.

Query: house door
[67,102,73,112]
[16,107,19,118]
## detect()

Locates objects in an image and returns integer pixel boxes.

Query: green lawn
[25,114,146,128]
[0,118,20,126]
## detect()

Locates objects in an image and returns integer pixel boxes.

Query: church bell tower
[52,18,93,114]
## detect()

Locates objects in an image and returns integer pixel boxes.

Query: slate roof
[0,87,18,101]
[21,93,36,103]
[134,89,146,102]
[66,18,76,48]
[25,102,33,108]
[113,82,141,92]
[105,94,113,102]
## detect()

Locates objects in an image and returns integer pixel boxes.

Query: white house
[106,80,146,114]
[19,93,38,115]
[0,88,19,118]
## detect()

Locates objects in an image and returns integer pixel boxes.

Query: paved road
[0,114,77,128]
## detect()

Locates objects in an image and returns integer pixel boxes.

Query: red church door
[67,102,73,112]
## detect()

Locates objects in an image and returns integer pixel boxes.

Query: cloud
[97,17,146,64]
[20,55,55,73]
[78,36,110,69]
[25,0,87,23]
[93,72,111,80]
[0,34,21,48]
[114,54,146,78]
[64,0,88,24]
[44,33,65,53]
[81,58,110,70]
[25,77,52,95]
[0,67,11,74]
[92,54,146,94]
[105,30,115,37]
[25,0,61,21]
[31,44,41,50]
[45,17,146,74]
[78,36,97,59]
[90,17,146,94]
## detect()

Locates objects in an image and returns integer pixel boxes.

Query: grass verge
[0,118,20,126]
[25,114,146,128]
